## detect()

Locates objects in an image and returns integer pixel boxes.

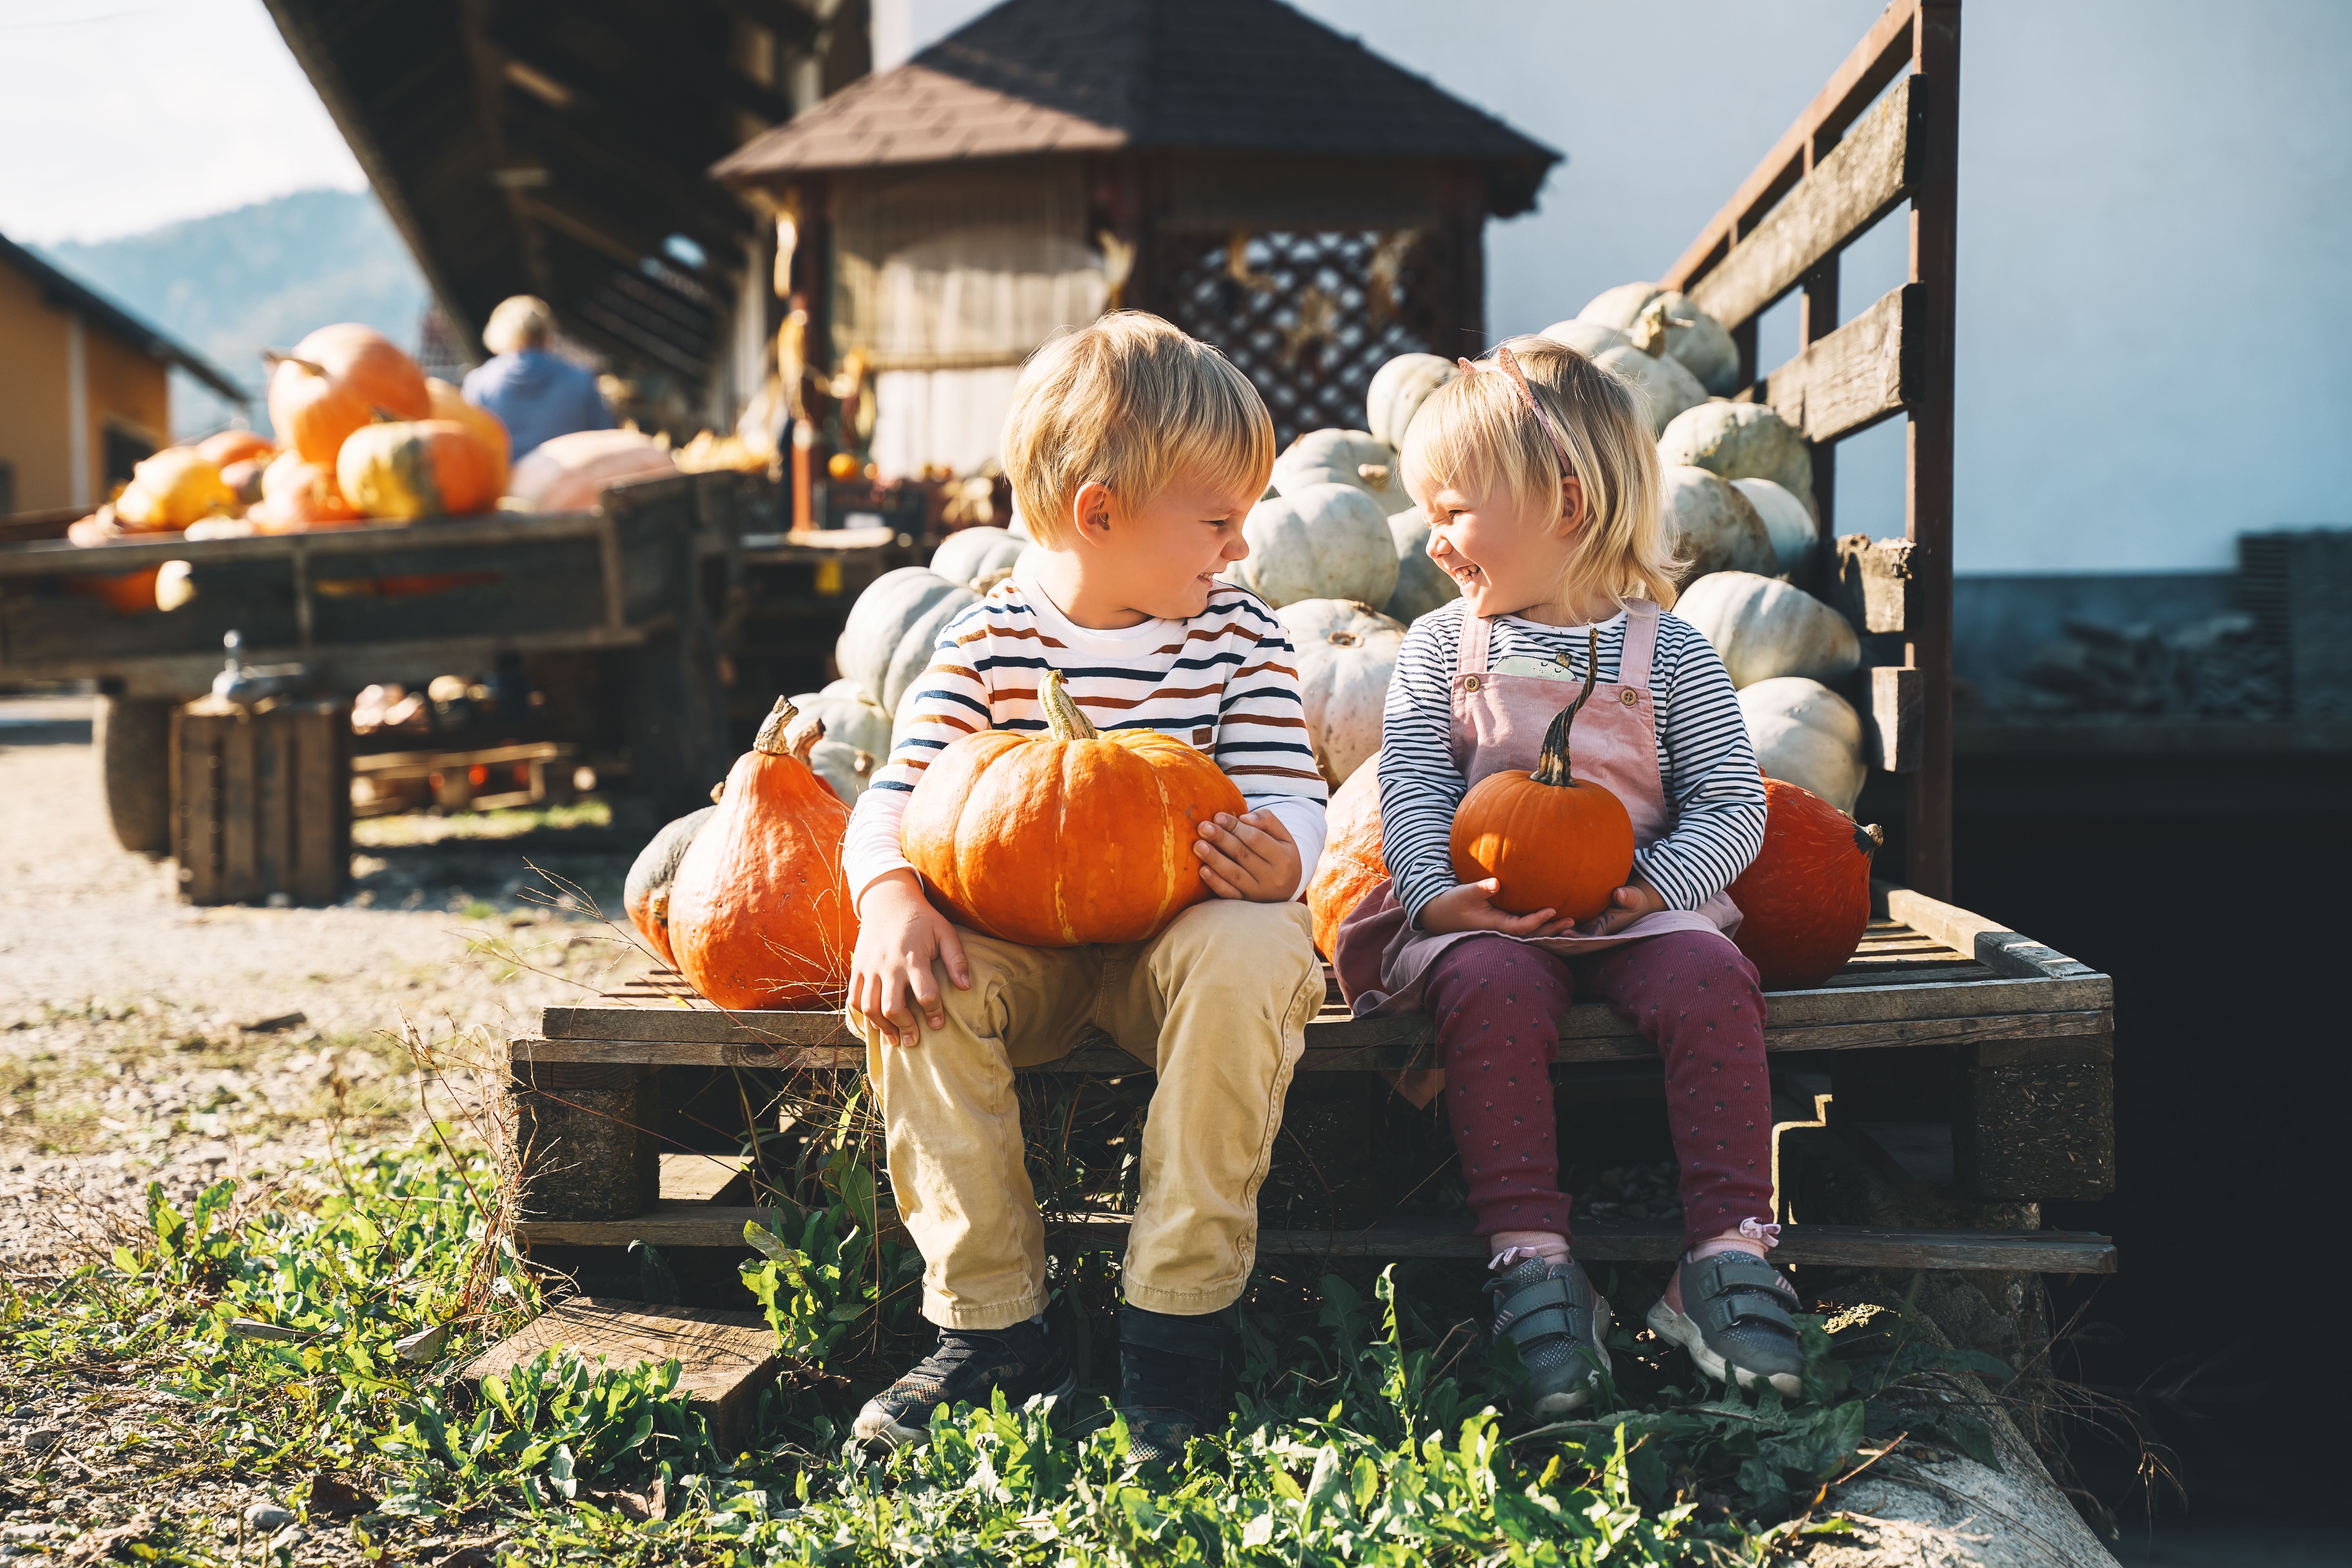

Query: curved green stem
[1041,670,1098,740]
[1532,625,1601,787]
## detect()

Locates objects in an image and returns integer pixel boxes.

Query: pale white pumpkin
[1538,319,1633,359]
[1577,283,1741,394]
[1365,354,1458,451]
[1221,483,1399,610]
[1383,506,1460,624]
[1592,343,1706,435]
[1272,428,1411,508]
[835,566,978,714]
[1730,478,1818,580]
[1659,401,1816,518]
[1675,571,1860,690]
[808,736,879,805]
[1739,677,1866,814]
[1277,598,1406,787]
[1660,466,1778,581]
[789,682,893,760]
[929,526,1026,590]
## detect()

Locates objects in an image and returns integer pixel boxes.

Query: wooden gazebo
[712,0,1559,473]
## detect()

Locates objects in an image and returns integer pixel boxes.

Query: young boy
[840,312,1329,1458]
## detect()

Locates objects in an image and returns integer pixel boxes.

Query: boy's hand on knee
[848,871,971,1047]
[1194,807,1301,902]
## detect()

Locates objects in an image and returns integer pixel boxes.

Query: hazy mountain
[34,189,431,439]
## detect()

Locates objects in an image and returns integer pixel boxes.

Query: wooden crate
[504,885,2115,1276]
[169,695,351,905]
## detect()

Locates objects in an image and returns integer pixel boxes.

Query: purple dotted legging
[1426,931,1774,1251]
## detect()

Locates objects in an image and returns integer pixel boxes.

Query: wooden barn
[711,0,1560,477]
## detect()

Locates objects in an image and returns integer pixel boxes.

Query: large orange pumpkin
[1308,759,1388,960]
[1448,628,1635,920]
[427,377,511,495]
[249,453,363,533]
[666,699,856,1009]
[338,420,501,521]
[1728,777,1883,989]
[267,323,430,464]
[195,428,276,470]
[625,805,715,969]
[902,669,1245,947]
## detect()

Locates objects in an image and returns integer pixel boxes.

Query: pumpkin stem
[263,351,327,377]
[752,696,802,756]
[1531,626,1601,787]
[1856,822,1885,857]
[1041,670,1098,740]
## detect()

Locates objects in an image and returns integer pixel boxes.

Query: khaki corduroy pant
[854,898,1322,1329]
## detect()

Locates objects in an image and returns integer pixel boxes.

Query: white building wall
[894,0,2352,573]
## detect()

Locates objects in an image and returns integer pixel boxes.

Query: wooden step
[459,1297,779,1449]
[512,1203,2115,1274]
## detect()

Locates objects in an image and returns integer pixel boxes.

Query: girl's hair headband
[1457,345,1575,477]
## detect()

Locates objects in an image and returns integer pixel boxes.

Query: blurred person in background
[462,296,611,460]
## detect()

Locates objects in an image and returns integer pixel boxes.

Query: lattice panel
[1156,229,1466,450]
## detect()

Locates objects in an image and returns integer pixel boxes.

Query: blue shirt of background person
[461,295,612,461]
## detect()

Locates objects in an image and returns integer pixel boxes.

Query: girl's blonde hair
[1003,311,1274,548]
[1399,335,1682,610]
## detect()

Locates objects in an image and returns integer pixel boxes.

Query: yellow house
[0,230,246,520]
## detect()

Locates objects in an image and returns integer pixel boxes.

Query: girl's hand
[1416,878,1578,937]
[848,870,971,1048]
[1195,808,1301,902]
[1589,874,1668,936]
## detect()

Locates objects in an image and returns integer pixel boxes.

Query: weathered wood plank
[1867,664,1925,775]
[1689,76,1919,328]
[459,1298,779,1449]
[659,1152,751,1205]
[1876,885,2105,984]
[1764,283,1919,443]
[512,1210,2115,1274]
[511,1008,2108,1074]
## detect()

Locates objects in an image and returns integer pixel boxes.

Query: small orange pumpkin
[1448,627,1635,920]
[1307,759,1388,961]
[625,805,715,969]
[249,453,363,533]
[196,428,276,470]
[903,669,1245,947]
[338,420,501,521]
[427,377,511,495]
[267,323,431,464]
[666,699,856,1009]
[1728,777,1882,989]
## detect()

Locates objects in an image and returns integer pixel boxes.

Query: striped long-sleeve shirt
[840,563,1330,906]
[1378,600,1767,924]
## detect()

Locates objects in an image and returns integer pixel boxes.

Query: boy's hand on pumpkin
[848,871,971,1047]
[1588,875,1668,936]
[1194,808,1301,902]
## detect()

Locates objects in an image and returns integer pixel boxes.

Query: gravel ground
[0,693,654,1562]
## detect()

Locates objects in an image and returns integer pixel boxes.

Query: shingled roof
[712,0,1561,216]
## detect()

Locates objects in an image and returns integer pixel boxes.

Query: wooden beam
[1763,283,1920,443]
[1875,883,2105,985]
[1661,0,1921,297]
[459,1298,780,1450]
[1689,78,1920,331]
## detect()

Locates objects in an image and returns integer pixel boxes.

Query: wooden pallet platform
[515,887,2112,1077]
[511,1204,2114,1274]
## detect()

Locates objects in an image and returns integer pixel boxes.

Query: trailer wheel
[96,695,174,854]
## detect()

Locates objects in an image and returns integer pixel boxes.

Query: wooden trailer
[503,0,2116,1301]
[0,470,750,845]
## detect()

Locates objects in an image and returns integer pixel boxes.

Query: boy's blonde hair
[1002,311,1274,548]
[1400,336,1682,610]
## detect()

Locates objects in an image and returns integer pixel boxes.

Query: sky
[5,0,2350,573]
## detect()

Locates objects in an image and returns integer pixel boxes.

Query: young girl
[1334,338,1803,1415]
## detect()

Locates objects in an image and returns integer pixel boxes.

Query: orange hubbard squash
[1728,777,1882,989]
[267,323,430,464]
[249,452,363,532]
[666,699,855,1008]
[902,669,1245,946]
[195,428,276,470]
[1448,627,1635,920]
[1307,759,1388,960]
[338,420,501,521]
[624,805,715,968]
[426,377,511,495]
